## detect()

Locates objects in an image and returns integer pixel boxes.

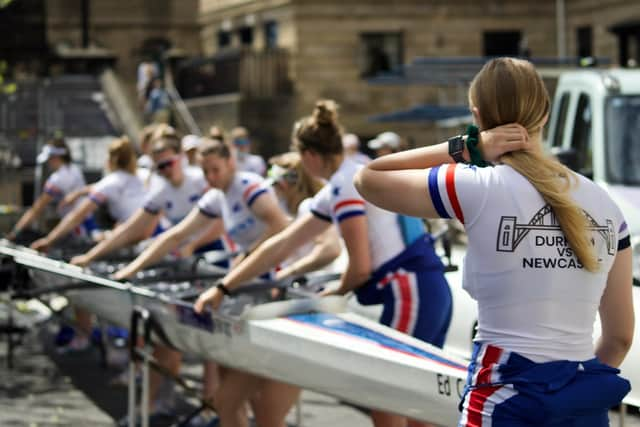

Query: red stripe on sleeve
[242,183,260,201]
[333,199,365,213]
[445,165,465,224]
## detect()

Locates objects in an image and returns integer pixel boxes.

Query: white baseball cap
[342,133,360,149]
[181,135,201,152]
[36,145,68,164]
[367,131,401,150]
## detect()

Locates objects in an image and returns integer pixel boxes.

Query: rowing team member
[113,141,341,425]
[70,127,226,268]
[28,137,145,349]
[355,57,633,426]
[195,100,453,427]
[7,136,91,242]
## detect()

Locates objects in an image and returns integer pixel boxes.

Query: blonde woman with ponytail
[355,57,633,426]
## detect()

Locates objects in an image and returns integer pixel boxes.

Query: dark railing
[176,48,292,99]
[368,56,613,86]
[0,74,117,166]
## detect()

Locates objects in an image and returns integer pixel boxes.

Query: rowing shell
[1,241,468,424]
[145,295,468,424]
[0,241,227,328]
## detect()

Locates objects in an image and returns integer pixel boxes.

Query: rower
[195,100,453,427]
[30,137,146,351]
[113,140,341,427]
[69,127,225,268]
[7,135,91,243]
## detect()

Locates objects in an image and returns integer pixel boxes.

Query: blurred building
[190,0,640,155]
[1,0,640,160]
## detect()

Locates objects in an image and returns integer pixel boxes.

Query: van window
[552,93,571,147]
[570,93,593,177]
[605,95,640,185]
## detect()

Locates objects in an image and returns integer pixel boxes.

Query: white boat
[1,240,469,425]
[0,240,227,328]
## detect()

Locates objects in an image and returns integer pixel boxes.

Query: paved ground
[0,320,372,427]
[0,318,637,427]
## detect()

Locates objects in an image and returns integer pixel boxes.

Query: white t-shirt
[43,164,86,217]
[428,163,630,362]
[346,152,372,165]
[310,159,405,270]
[137,154,153,170]
[143,167,208,225]
[279,198,315,267]
[236,152,266,176]
[88,170,145,223]
[197,171,273,251]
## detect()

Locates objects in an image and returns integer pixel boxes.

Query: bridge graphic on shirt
[496,204,615,255]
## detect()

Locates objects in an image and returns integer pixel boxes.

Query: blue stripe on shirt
[143,206,160,215]
[337,210,365,223]
[428,166,450,219]
[619,235,631,251]
[311,209,332,222]
[198,207,219,219]
[247,189,267,207]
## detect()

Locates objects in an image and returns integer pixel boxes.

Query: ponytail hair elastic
[465,125,491,168]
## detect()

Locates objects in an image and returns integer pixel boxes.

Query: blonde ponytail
[470,58,598,271]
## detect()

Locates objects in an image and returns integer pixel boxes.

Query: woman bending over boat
[113,139,341,426]
[195,100,453,427]
[7,136,89,242]
[70,128,221,267]
[31,137,145,251]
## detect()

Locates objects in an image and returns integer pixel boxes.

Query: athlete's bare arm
[70,208,155,266]
[114,207,222,280]
[354,123,529,219]
[596,247,634,367]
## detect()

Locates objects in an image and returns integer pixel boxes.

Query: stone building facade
[193,0,640,154]
[45,0,201,92]
[4,0,640,155]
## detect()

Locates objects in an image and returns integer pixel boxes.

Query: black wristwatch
[448,135,466,163]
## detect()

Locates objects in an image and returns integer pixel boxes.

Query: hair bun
[313,100,338,127]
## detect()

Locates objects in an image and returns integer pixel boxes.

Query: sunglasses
[155,156,179,171]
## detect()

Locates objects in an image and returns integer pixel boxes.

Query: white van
[546,69,640,408]
[546,69,640,284]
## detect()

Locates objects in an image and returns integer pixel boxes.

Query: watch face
[449,136,463,152]
[448,136,465,162]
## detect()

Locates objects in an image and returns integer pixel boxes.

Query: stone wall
[46,0,201,82]
[289,0,557,146]
[567,0,640,65]
[41,0,639,150]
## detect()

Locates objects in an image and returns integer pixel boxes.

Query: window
[552,92,571,147]
[483,31,521,56]
[264,21,278,49]
[360,32,403,78]
[218,30,231,48]
[577,26,593,58]
[570,93,593,176]
[238,26,254,47]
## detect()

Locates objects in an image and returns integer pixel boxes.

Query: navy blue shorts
[355,235,452,347]
[459,343,631,426]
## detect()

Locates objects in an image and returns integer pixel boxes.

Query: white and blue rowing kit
[311,158,452,347]
[427,163,631,426]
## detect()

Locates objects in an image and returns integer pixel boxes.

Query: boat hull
[141,296,468,425]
